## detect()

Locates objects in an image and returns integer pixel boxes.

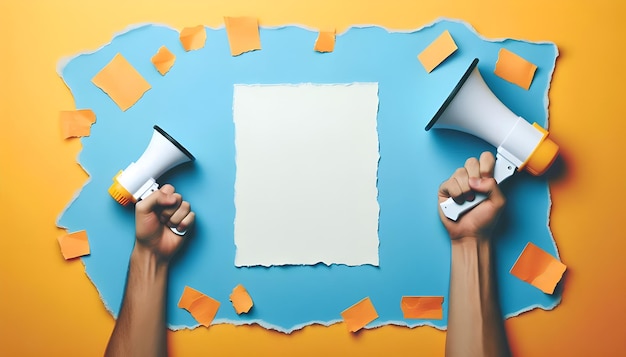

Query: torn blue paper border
[57,18,561,333]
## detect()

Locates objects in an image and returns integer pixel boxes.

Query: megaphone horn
[108,125,195,207]
[426,58,559,221]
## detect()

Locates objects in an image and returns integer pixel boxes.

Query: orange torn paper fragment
[229,284,254,314]
[91,53,151,111]
[224,16,261,56]
[151,46,176,75]
[494,48,538,90]
[314,30,335,53]
[58,230,90,260]
[340,297,378,332]
[178,286,220,327]
[417,30,458,73]
[179,25,206,51]
[510,242,567,294]
[59,109,96,138]
[400,296,444,319]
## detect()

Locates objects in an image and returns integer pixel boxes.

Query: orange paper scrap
[229,284,254,314]
[314,30,335,53]
[59,109,96,139]
[58,230,90,260]
[178,286,220,327]
[151,46,176,75]
[224,16,261,56]
[340,297,379,332]
[91,53,151,111]
[179,25,206,51]
[494,48,538,90]
[510,242,567,294]
[400,296,444,319]
[417,30,458,73]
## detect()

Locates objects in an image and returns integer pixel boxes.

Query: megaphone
[426,58,559,221]
[108,125,195,206]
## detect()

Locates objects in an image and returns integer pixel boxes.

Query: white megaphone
[426,58,559,221]
[108,125,195,208]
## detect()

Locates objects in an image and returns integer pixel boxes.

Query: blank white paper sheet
[233,83,380,267]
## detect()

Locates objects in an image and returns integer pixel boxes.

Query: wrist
[131,243,170,276]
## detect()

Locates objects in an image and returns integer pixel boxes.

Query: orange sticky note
[510,242,567,294]
[58,230,90,260]
[179,25,206,51]
[400,296,444,319]
[314,30,335,53]
[59,109,96,139]
[229,284,254,314]
[224,16,262,56]
[417,30,458,73]
[494,48,538,90]
[178,286,220,327]
[91,53,151,111]
[340,297,378,332]
[151,46,176,75]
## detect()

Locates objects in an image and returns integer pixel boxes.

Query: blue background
[58,19,560,332]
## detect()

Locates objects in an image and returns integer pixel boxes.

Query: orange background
[1,0,625,355]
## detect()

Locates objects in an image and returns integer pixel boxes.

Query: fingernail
[469,177,481,187]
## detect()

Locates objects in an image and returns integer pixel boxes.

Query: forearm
[446,237,510,357]
[105,245,170,357]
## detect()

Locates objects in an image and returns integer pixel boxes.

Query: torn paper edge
[170,318,446,334]
[170,318,344,334]
[57,19,561,329]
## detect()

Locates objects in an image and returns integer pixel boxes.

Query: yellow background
[1,0,625,355]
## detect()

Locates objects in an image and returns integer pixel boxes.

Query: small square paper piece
[58,230,90,260]
[59,109,96,139]
[400,296,444,319]
[224,16,261,56]
[510,242,567,294]
[179,25,206,51]
[178,286,220,327]
[151,46,176,75]
[91,53,151,111]
[314,30,335,52]
[233,83,380,267]
[417,30,458,73]
[341,297,379,332]
[494,48,538,90]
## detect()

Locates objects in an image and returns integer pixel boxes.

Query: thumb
[469,177,505,208]
[136,184,178,216]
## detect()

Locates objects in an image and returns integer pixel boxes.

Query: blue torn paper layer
[57,19,560,333]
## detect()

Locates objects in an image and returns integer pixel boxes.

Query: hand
[438,152,505,240]
[134,184,195,262]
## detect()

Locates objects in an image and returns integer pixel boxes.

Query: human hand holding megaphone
[427,58,559,221]
[108,125,195,235]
